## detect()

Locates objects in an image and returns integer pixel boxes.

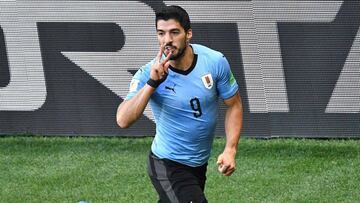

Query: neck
[170,45,194,71]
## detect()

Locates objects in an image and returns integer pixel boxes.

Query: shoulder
[192,44,229,70]
[136,59,155,75]
[132,58,156,81]
[142,58,156,71]
[192,44,225,62]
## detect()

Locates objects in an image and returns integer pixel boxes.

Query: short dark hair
[155,5,191,32]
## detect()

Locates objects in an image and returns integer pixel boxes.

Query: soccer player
[116,5,243,203]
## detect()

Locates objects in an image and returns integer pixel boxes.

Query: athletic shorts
[147,151,208,203]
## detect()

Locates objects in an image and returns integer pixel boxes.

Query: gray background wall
[0,0,359,138]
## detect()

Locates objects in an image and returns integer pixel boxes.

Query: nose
[164,32,173,44]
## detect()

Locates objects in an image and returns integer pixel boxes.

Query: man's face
[156,19,192,60]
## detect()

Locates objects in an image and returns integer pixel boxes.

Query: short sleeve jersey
[125,44,238,167]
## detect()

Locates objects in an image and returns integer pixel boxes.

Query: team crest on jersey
[129,79,139,92]
[201,74,213,89]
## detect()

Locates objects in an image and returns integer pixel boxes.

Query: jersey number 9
[190,97,202,118]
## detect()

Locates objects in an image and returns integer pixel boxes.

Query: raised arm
[116,45,172,128]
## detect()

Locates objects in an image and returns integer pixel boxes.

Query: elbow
[116,114,131,129]
[116,102,132,129]
[117,118,130,129]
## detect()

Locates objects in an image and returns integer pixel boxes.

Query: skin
[117,19,243,176]
[217,91,243,176]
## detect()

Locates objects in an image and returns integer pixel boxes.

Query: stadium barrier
[0,0,359,138]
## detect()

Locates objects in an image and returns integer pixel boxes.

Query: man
[117,5,243,203]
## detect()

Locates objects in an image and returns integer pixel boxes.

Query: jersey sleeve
[124,60,153,100]
[216,55,239,100]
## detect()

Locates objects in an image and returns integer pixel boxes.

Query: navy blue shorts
[147,151,208,203]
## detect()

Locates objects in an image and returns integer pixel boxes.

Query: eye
[171,31,180,35]
[157,32,164,37]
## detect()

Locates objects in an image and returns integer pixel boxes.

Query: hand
[217,150,236,176]
[150,44,172,81]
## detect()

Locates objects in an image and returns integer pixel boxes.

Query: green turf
[0,136,360,203]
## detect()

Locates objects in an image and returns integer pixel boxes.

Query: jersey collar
[169,54,198,75]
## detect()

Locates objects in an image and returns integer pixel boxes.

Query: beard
[169,45,186,60]
[165,40,187,60]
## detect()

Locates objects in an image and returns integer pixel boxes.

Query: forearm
[116,84,155,128]
[117,44,170,128]
[224,93,243,154]
[217,92,243,176]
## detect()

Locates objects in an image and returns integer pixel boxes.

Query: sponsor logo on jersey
[165,84,176,94]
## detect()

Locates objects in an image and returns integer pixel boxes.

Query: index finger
[162,50,172,65]
[156,44,166,63]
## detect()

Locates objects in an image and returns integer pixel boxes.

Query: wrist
[147,74,168,88]
[223,147,237,156]
[147,78,161,88]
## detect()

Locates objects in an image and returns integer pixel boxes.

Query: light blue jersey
[126,44,238,167]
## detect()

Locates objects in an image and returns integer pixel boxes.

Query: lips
[164,46,175,55]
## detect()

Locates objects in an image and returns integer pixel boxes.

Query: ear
[186,29,193,42]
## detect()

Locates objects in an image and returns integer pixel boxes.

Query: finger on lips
[152,44,172,80]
